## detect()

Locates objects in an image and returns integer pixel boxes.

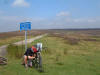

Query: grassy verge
[0,36,100,75]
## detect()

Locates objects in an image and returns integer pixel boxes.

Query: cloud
[56,11,70,17]
[73,18,97,23]
[12,0,29,7]
[0,11,100,32]
[0,10,4,15]
[87,19,96,23]
[0,15,46,32]
[45,11,100,29]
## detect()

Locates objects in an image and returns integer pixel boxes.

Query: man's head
[31,46,38,53]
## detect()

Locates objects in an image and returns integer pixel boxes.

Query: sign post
[20,22,31,51]
[25,31,27,51]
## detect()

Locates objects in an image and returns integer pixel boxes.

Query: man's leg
[28,59,33,67]
[28,56,35,67]
[24,55,28,68]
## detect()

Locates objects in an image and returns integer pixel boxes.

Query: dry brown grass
[0,30,47,39]
[48,29,100,45]
[0,30,47,46]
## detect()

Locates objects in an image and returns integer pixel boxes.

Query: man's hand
[28,56,35,59]
[33,53,36,57]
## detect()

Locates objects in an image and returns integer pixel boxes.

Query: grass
[7,44,25,59]
[0,35,100,75]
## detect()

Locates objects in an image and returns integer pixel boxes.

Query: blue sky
[0,0,100,32]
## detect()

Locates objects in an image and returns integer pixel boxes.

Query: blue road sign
[20,22,31,31]
[20,22,31,51]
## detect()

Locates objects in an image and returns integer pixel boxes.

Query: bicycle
[32,43,43,72]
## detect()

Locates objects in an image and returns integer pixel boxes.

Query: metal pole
[25,31,27,51]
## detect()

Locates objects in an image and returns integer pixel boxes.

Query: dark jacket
[24,48,34,56]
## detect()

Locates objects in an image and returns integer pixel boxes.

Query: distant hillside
[0,28,100,39]
[0,30,47,39]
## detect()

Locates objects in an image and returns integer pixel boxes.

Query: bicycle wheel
[38,54,42,68]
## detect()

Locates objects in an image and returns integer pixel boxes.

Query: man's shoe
[25,64,28,68]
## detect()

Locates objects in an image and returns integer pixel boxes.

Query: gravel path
[0,45,8,57]
[0,34,47,57]
[14,34,47,45]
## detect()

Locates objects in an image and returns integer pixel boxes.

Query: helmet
[31,46,37,53]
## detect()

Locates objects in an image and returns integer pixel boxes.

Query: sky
[0,0,100,32]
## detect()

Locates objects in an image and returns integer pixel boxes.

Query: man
[23,45,38,68]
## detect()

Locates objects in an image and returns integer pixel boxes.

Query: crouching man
[23,46,38,68]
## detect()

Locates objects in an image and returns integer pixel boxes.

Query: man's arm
[28,56,35,59]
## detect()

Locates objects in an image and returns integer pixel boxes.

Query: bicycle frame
[32,52,42,69]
